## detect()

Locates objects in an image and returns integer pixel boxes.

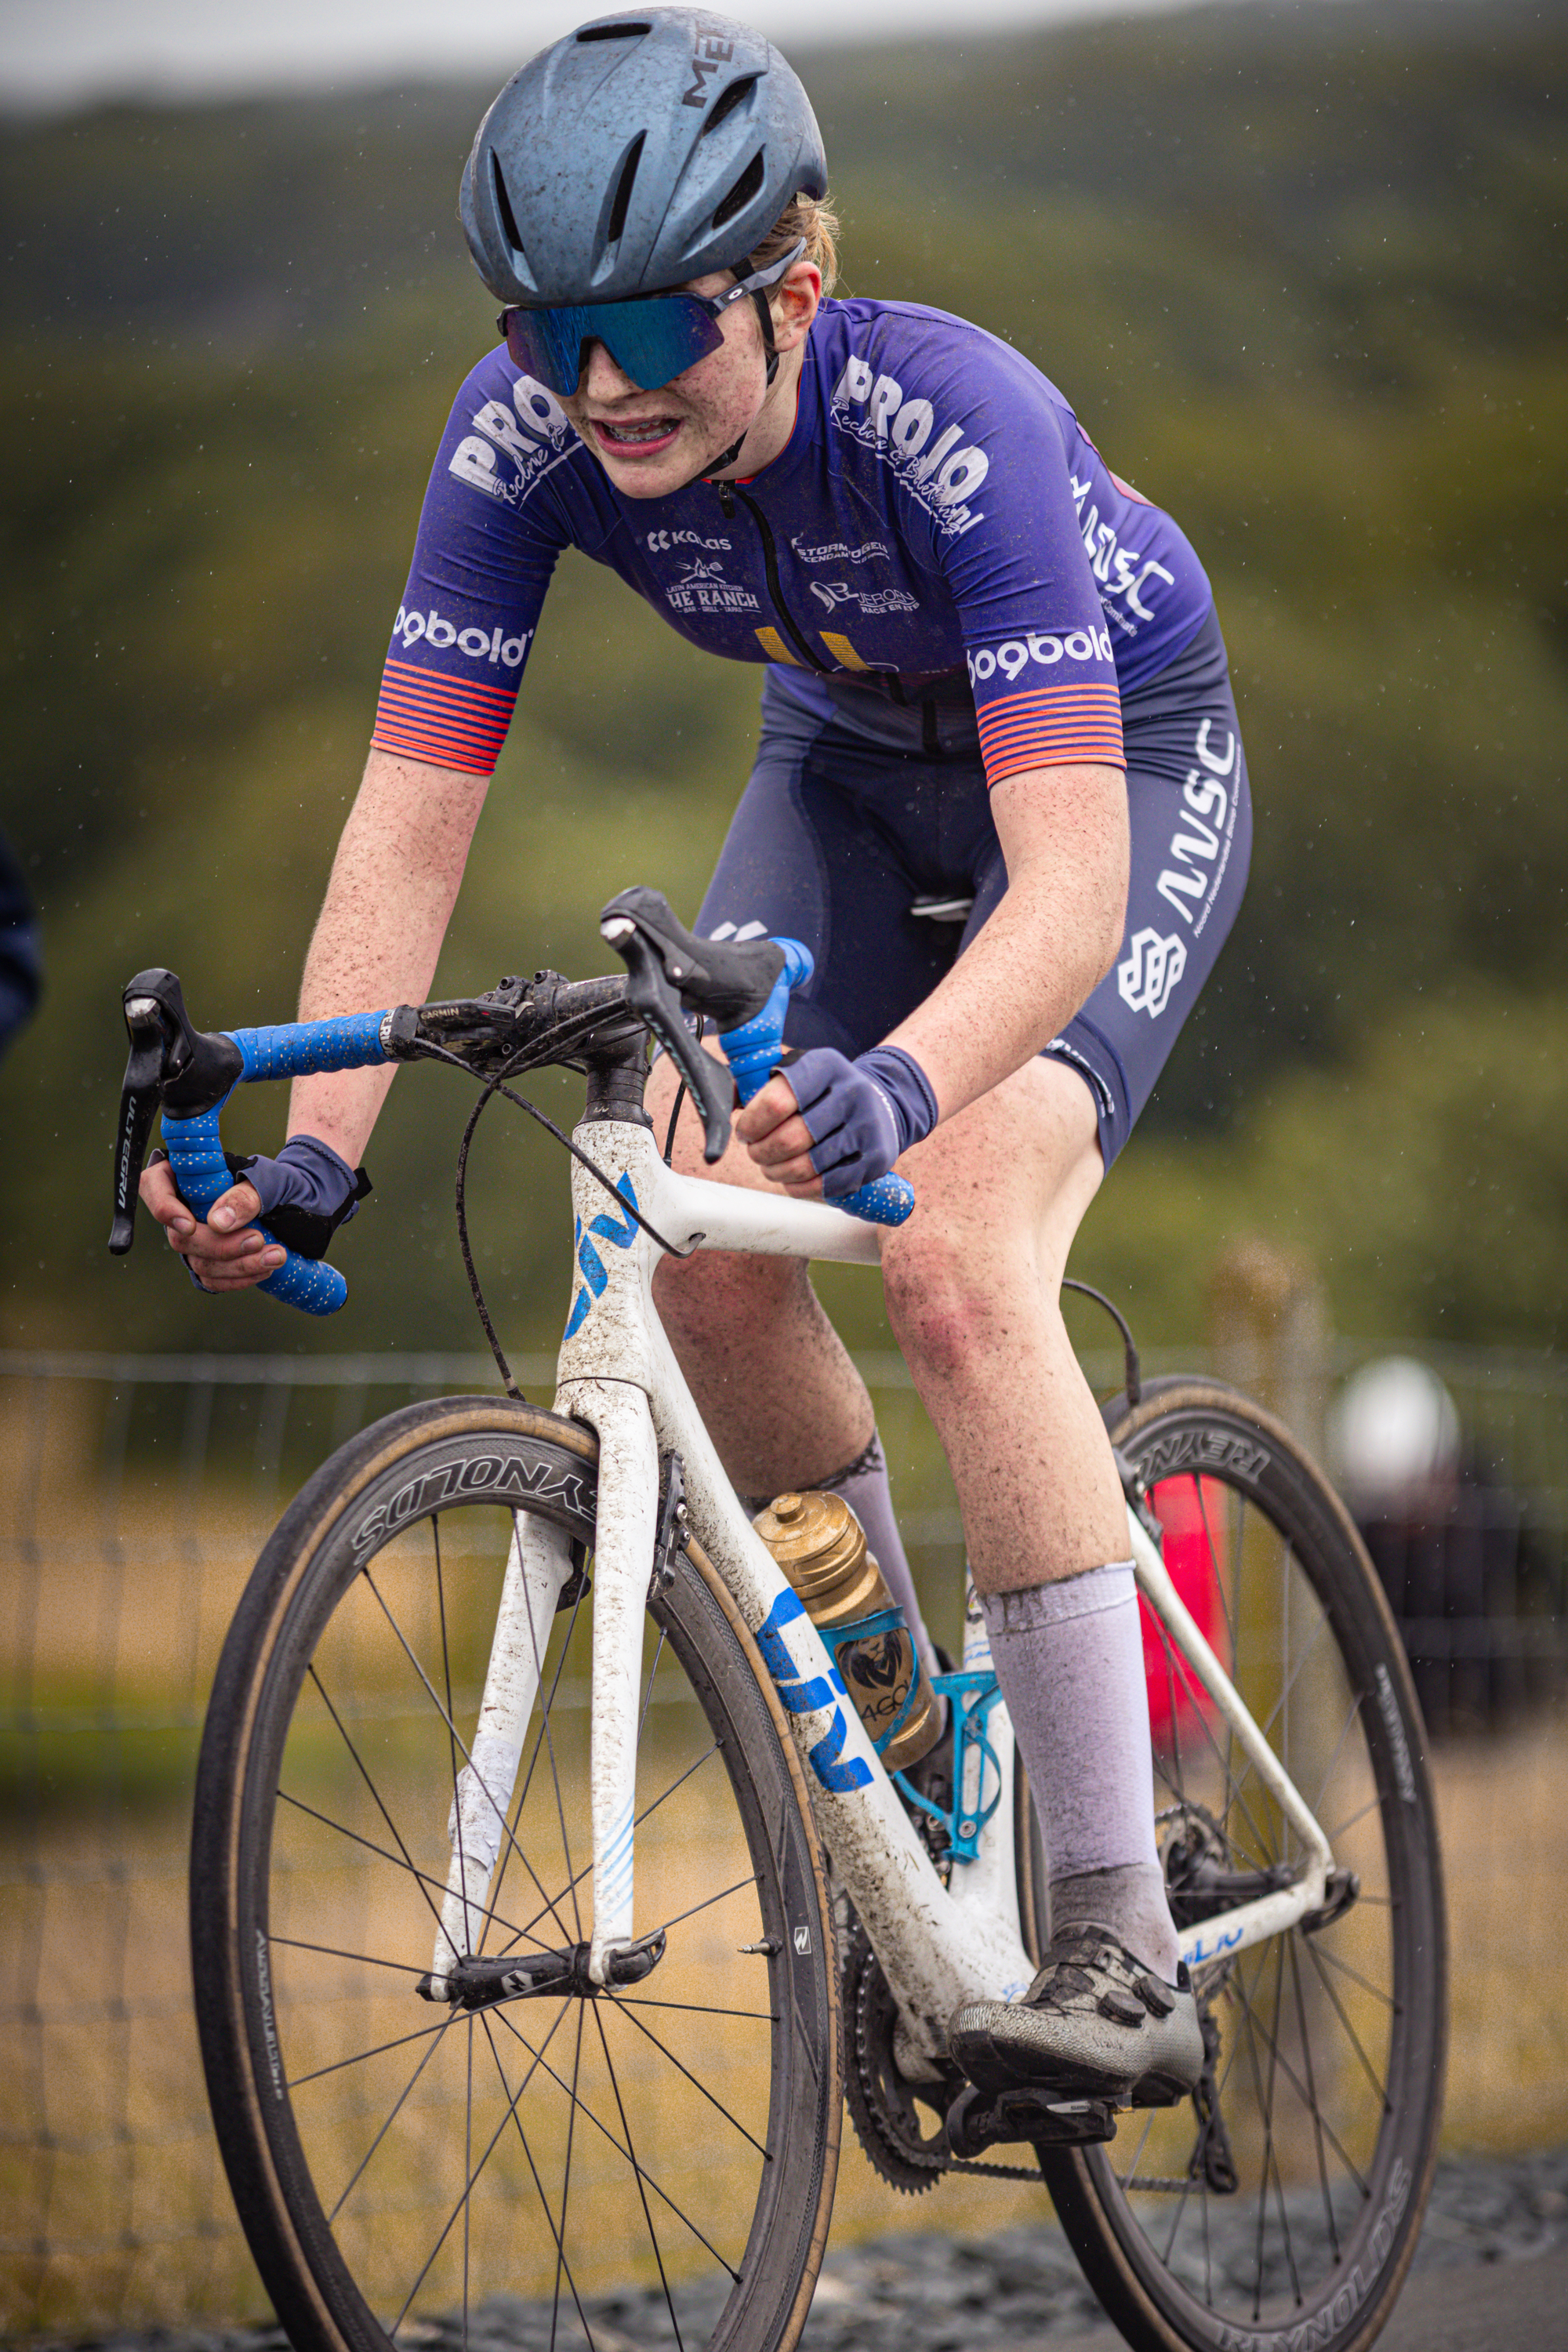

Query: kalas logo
[392,606,531,667]
[965,628,1113,687]
[646,528,731,555]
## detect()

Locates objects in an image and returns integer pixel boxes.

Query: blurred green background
[3,0,1563,1364]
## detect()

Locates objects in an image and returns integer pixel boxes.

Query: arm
[140,747,488,1288]
[735,758,1128,1192]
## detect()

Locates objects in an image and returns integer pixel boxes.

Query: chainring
[840,1921,960,2193]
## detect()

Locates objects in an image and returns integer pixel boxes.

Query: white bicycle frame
[428,1114,1335,2070]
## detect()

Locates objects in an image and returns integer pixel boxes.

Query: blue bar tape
[717,942,916,1230]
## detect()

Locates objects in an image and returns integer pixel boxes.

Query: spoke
[288,2015,454,2090]
[305,1664,454,1957]
[1311,1689,1370,1823]
[276,1789,536,1953]
[1230,1964,1371,2197]
[498,1744,724,1960]
[1168,1639,1276,1862]
[478,2009,600,2352]
[488,1558,589,1933]
[361,1565,579,1951]
[1327,1792,1383,1845]
[270,1933,433,1977]
[1310,1941,1398,2012]
[1265,1939,1304,2308]
[648,1875,760,1940]
[590,1997,686,2352]
[607,1998,770,2155]
[1227,1606,1335,1835]
[1302,1938,1394,2107]
[462,2014,473,2352]
[1289,1929,1342,2263]
[328,2004,462,2223]
[640,1624,669,1742]
[433,1514,473,1966]
[389,1999,573,2332]
[615,1996,776,2023]
[1115,2105,1160,2189]
[1237,1954,1277,2321]
[493,2008,742,2280]
[551,2003,587,2352]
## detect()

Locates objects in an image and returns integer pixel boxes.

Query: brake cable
[411,1036,706,1400]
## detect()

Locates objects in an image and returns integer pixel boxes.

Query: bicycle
[110,885,1446,2352]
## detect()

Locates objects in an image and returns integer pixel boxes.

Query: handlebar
[110,888,915,1317]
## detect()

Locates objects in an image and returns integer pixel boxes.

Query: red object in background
[1141,1475,1230,1744]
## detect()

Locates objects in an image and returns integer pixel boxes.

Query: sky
[2,0,1207,111]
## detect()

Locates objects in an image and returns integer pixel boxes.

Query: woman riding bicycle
[142,8,1250,2111]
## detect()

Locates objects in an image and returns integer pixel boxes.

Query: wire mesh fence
[2,1344,1565,2340]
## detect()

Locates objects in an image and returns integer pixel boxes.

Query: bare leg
[881,1054,1125,1586]
[648,1046,873,1495]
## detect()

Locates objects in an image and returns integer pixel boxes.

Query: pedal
[945,2082,1117,2158]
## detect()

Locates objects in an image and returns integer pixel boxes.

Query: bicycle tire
[1015,1377,1446,2352]
[191,1395,839,2352]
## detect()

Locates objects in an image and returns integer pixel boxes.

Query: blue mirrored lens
[501,296,724,394]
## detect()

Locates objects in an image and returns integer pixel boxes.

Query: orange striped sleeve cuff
[975,683,1126,788]
[370,659,519,776]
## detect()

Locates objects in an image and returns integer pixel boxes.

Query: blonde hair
[750,191,841,296]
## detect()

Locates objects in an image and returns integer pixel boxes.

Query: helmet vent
[606,132,645,249]
[490,154,525,259]
[702,74,758,135]
[575,20,649,36]
[711,150,764,230]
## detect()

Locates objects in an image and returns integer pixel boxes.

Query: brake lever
[109,968,245,1256]
[603,920,733,1163]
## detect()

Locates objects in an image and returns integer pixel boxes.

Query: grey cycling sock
[982,1563,1181,1984]
[818,1432,942,1688]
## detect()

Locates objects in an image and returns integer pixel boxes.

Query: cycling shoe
[949,1929,1203,2107]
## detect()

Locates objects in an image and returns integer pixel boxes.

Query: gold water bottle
[752,1490,940,1771]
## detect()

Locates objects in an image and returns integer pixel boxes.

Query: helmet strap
[693,255,779,489]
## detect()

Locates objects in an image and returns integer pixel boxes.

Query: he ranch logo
[665,557,760,617]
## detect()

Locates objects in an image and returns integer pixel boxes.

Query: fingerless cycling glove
[777,1044,938,1200]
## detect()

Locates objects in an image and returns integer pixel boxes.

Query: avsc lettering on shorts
[350,1453,592,1558]
[392,608,532,667]
[829,354,989,538]
[1156,717,1238,933]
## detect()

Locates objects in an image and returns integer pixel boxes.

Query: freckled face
[559,274,770,499]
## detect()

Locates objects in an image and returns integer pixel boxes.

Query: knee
[883,1232,1033,1388]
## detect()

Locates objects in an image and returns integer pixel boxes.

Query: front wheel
[191,1396,839,2352]
[1024,1379,1446,2352]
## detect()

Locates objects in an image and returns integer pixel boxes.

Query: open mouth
[594,416,681,453]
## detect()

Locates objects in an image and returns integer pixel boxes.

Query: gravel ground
[51,2143,1568,2352]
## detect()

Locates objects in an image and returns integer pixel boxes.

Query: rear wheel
[192,1396,839,2352]
[1019,1379,1446,2352]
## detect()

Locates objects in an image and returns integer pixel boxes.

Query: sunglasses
[496,241,806,397]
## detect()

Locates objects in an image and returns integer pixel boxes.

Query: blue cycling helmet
[460,9,828,307]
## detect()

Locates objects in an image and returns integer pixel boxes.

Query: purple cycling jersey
[372,296,1211,788]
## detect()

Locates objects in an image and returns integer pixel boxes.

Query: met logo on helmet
[682,31,735,107]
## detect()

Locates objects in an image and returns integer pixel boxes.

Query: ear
[769,259,822,356]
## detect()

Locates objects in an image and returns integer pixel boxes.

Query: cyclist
[142,9,1250,2111]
